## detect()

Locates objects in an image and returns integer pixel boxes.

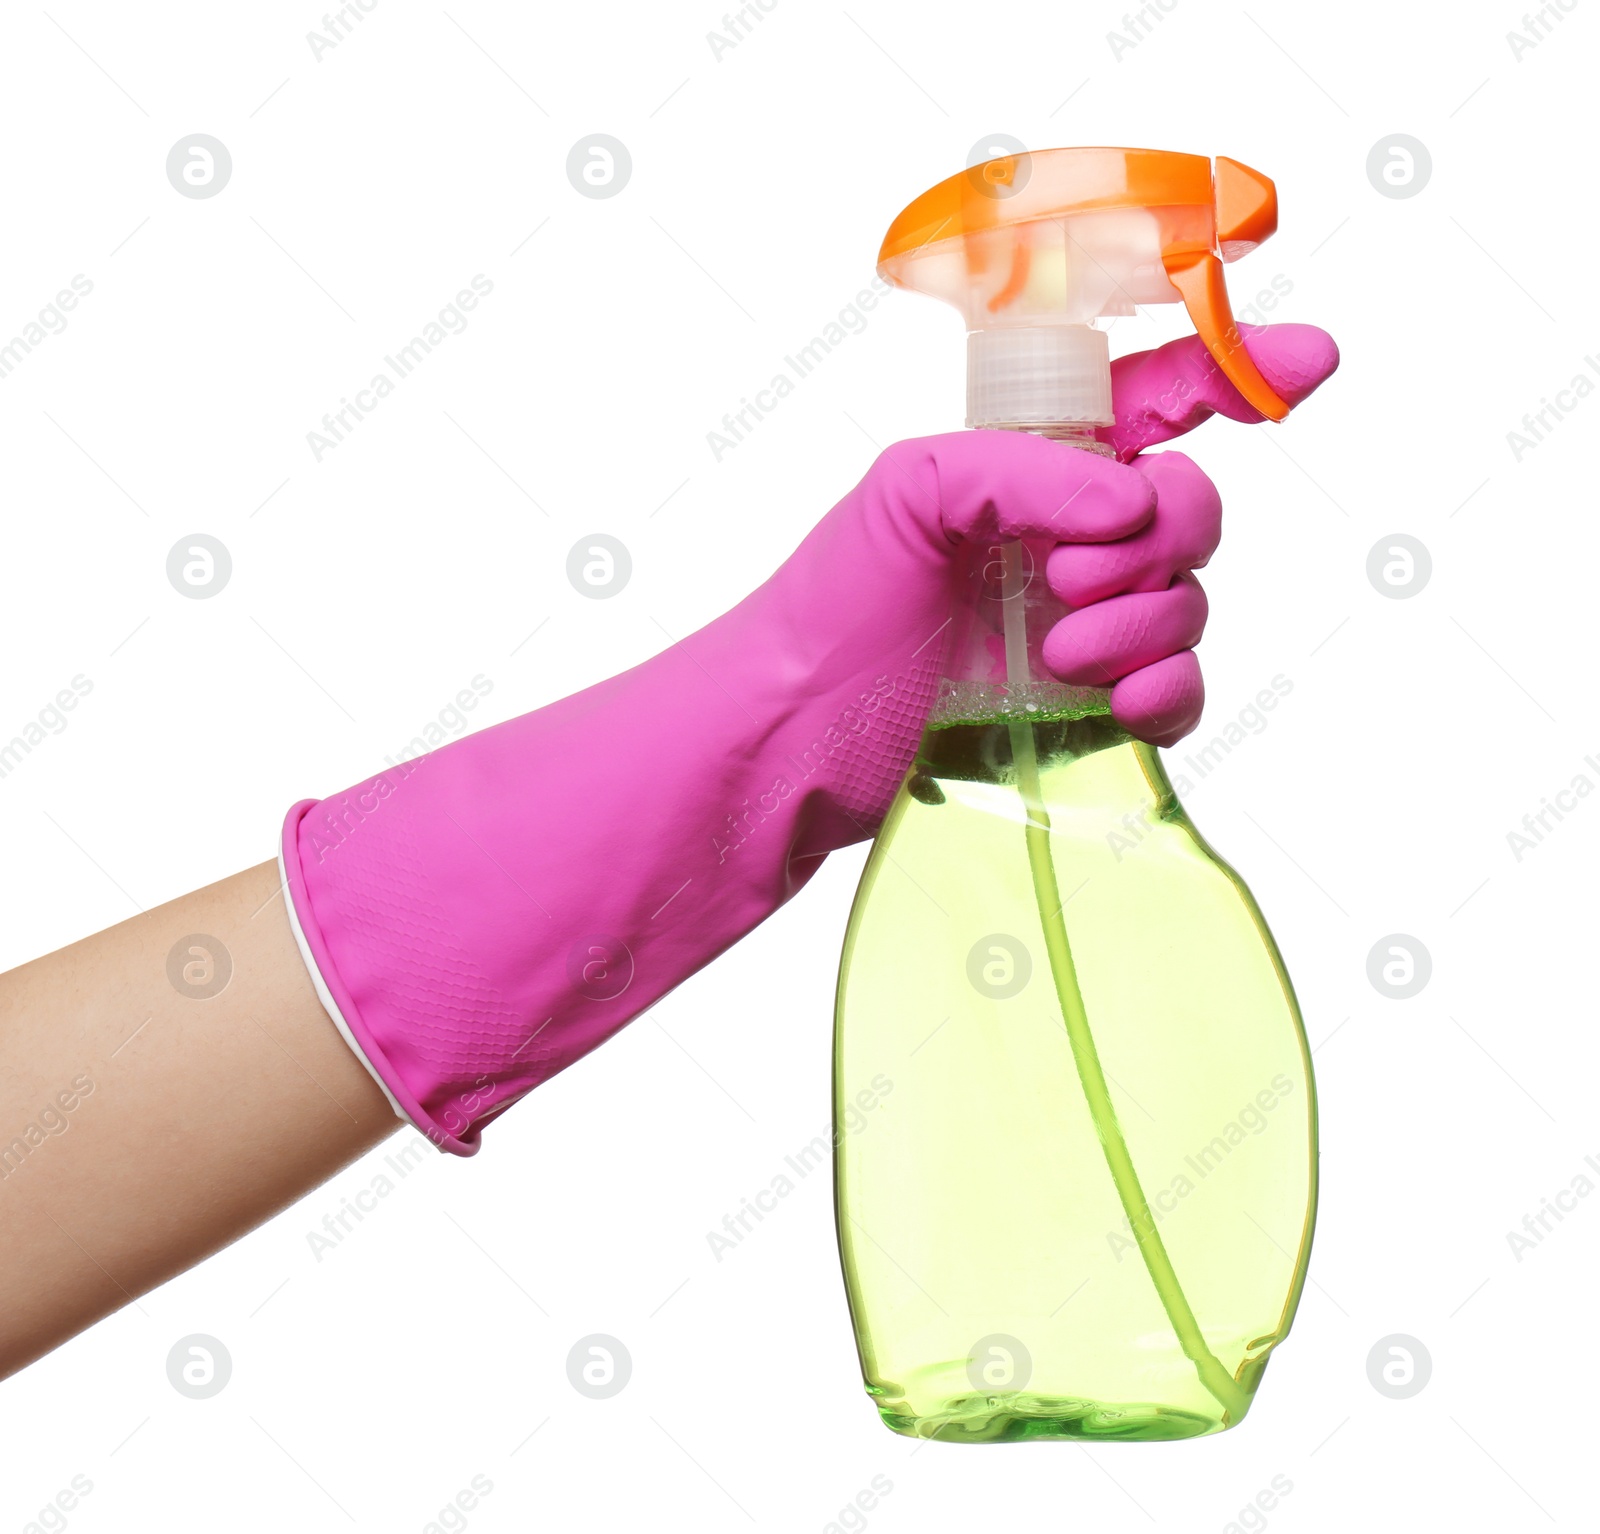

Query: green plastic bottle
[832,147,1319,1443]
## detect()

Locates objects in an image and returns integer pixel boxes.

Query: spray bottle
[832,147,1318,1442]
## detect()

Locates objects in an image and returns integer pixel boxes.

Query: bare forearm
[0,861,395,1380]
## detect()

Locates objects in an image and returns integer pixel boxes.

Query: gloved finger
[878,429,1157,546]
[1045,450,1222,607]
[1041,571,1208,686]
[1101,323,1340,463]
[1109,651,1204,747]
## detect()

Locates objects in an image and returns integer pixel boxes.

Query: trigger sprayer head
[876,147,1289,431]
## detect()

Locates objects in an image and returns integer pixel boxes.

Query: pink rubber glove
[282,323,1338,1153]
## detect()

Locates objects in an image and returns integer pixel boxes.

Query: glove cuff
[279,799,476,1155]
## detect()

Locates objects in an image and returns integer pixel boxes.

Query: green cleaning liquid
[833,658,1318,1442]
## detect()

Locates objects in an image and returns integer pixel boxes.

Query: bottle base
[875,1392,1225,1444]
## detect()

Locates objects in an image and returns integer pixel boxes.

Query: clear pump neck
[1010,420,1116,457]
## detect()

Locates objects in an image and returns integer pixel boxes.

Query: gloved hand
[281,323,1338,1153]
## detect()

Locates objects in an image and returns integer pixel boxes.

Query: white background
[0,2,1593,1530]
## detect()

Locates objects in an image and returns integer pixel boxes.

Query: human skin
[0,861,392,1381]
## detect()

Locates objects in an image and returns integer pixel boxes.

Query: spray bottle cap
[877,146,1288,431]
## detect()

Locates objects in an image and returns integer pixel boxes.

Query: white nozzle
[966,325,1112,430]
